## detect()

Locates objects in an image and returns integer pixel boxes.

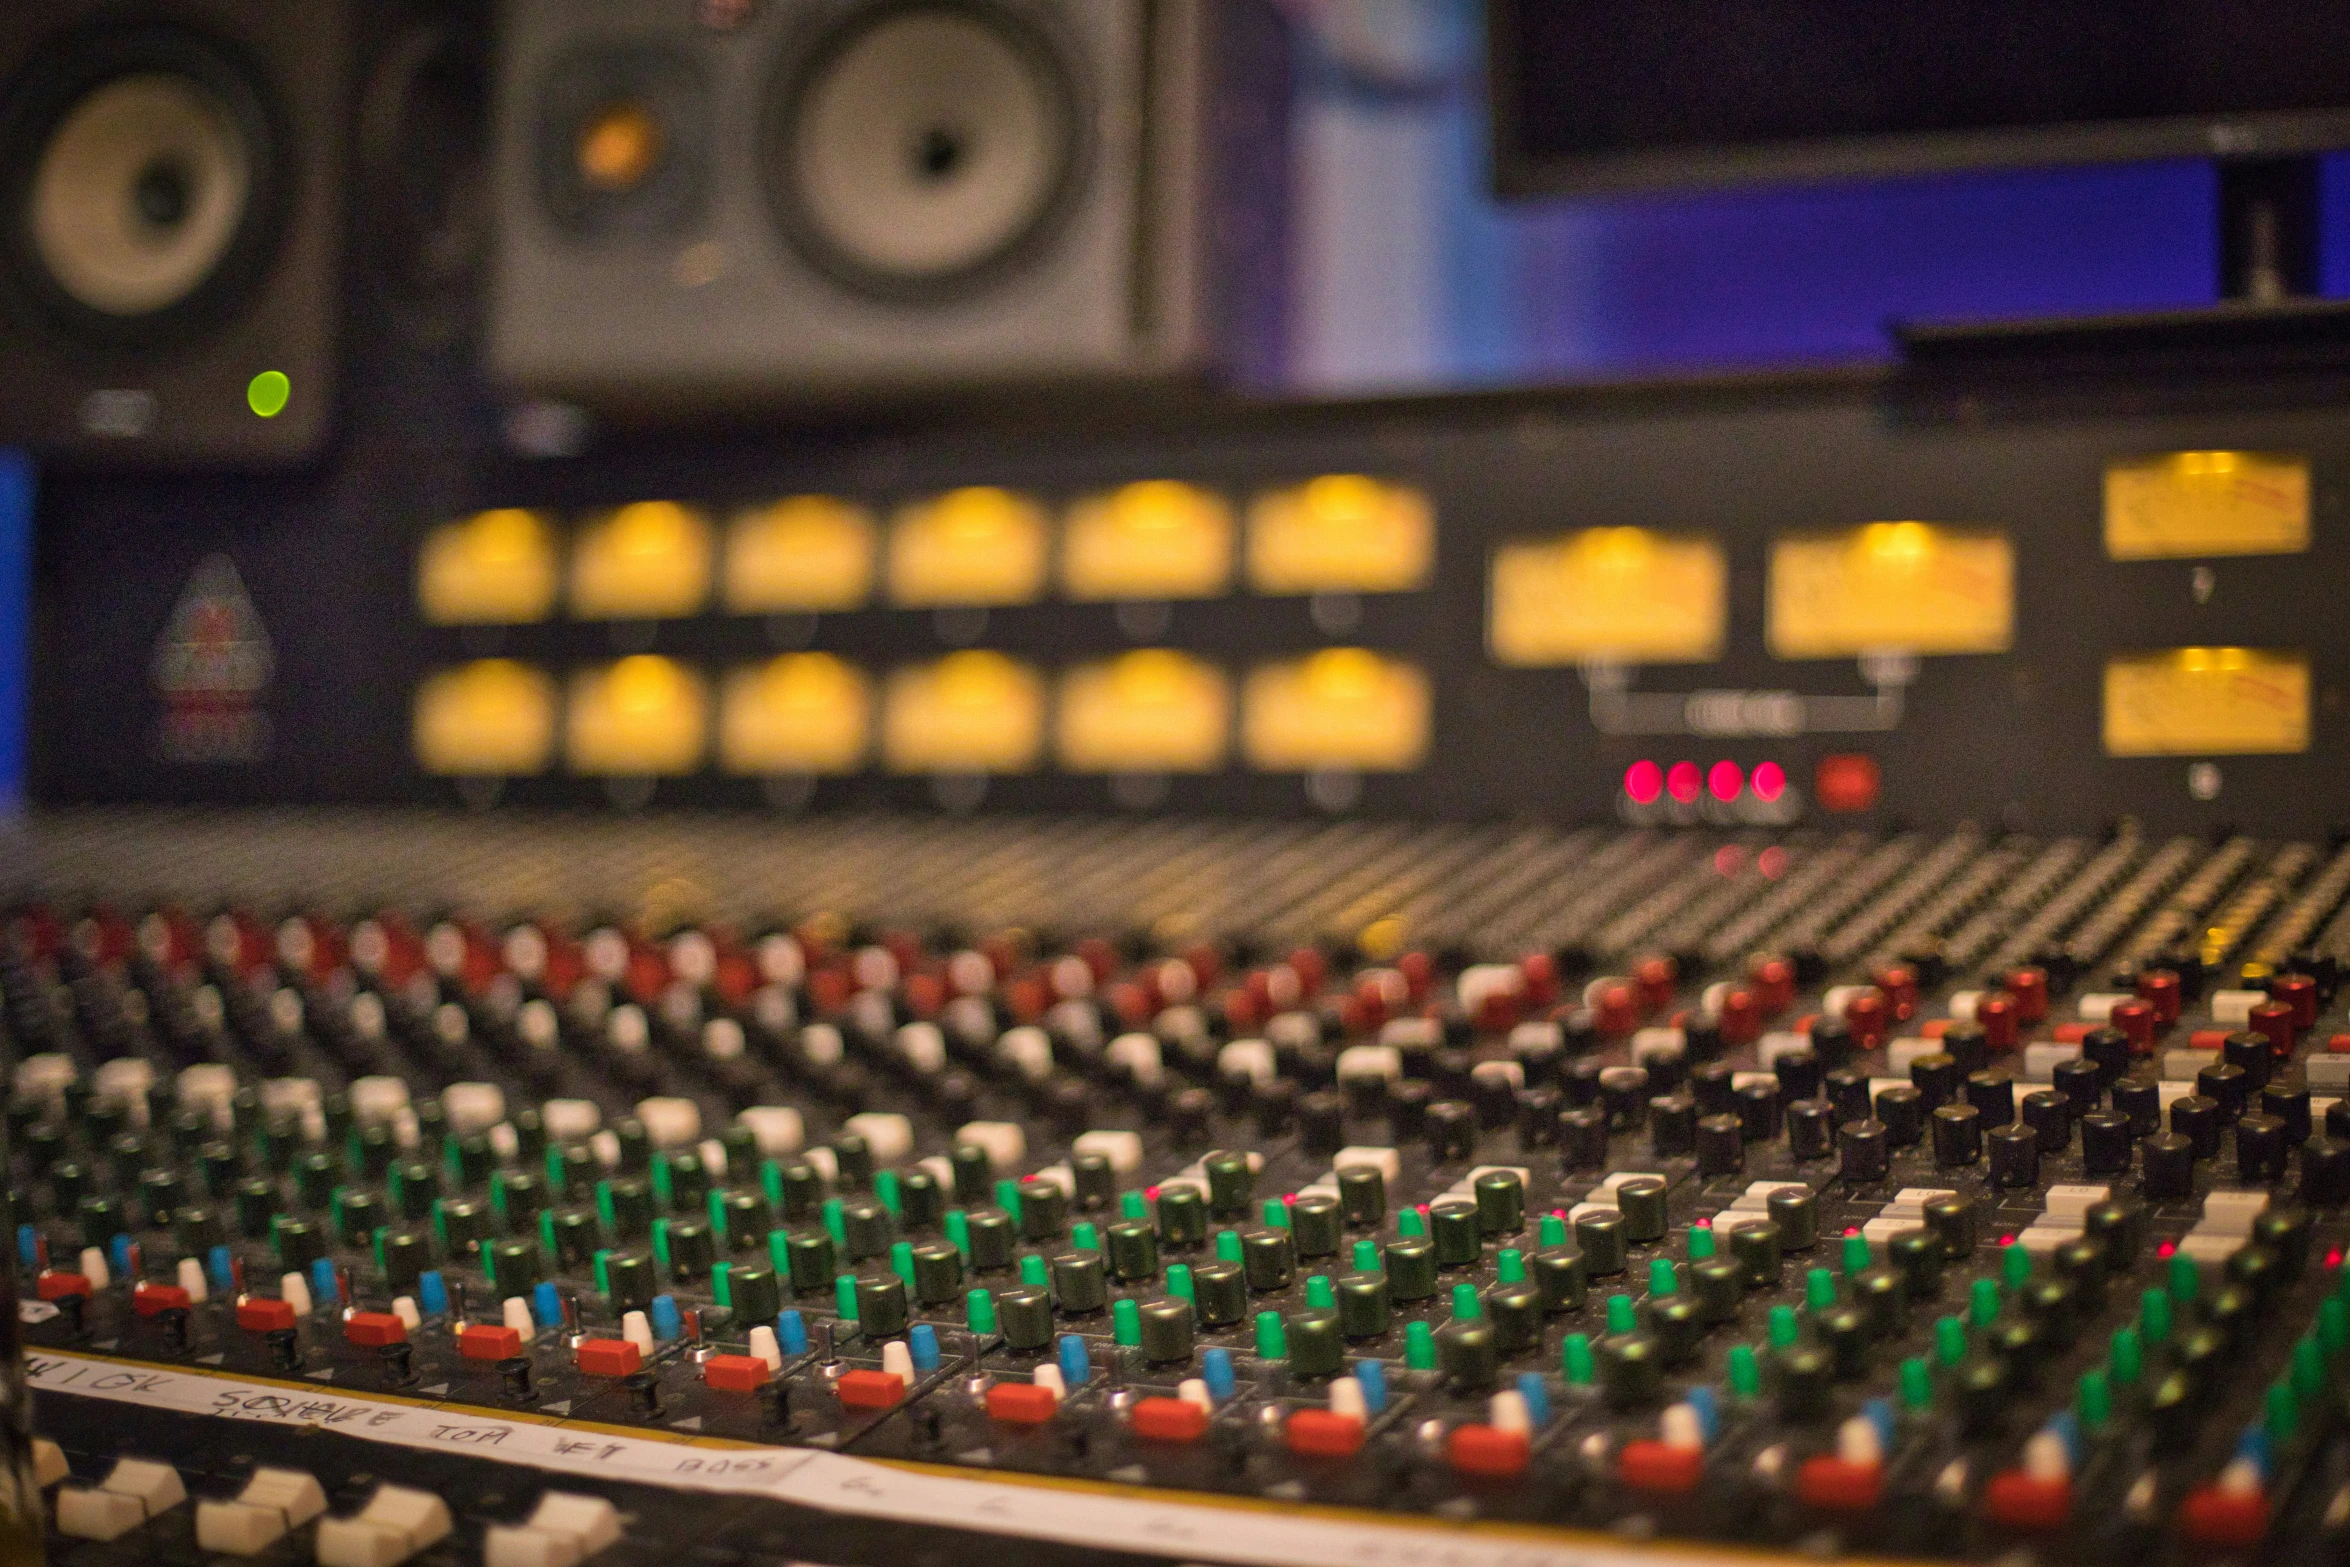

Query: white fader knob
[484,1491,623,1567]
[313,1483,450,1567]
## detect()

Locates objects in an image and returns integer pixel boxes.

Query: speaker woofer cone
[764,0,1088,302]
[0,24,283,347]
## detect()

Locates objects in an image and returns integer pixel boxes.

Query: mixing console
[8,814,2350,1565]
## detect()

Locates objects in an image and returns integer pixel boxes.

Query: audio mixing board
[5,812,2350,1565]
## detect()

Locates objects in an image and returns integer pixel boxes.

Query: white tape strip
[28,1350,1731,1567]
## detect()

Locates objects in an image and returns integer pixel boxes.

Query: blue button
[1202,1347,1236,1402]
[1352,1358,1388,1414]
[1516,1371,1553,1429]
[206,1245,234,1294]
[531,1280,562,1330]
[777,1309,809,1356]
[908,1323,941,1372]
[108,1234,133,1279]
[15,1226,34,1272]
[649,1293,683,1341]
[418,1270,448,1316]
[309,1257,338,1307]
[1056,1334,1090,1388]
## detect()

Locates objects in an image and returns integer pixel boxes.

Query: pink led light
[1757,846,1789,878]
[1708,760,1744,802]
[1751,761,1787,802]
[1666,761,1702,804]
[2157,1240,2178,1259]
[1624,759,1663,805]
[1713,845,1746,876]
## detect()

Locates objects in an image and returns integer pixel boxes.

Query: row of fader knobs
[38,1440,622,1565]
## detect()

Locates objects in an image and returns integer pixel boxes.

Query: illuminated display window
[724,496,877,613]
[882,651,1044,773]
[886,487,1050,606]
[569,502,714,619]
[1489,528,1726,665]
[1242,649,1429,771]
[2104,451,2309,560]
[1768,523,2012,658]
[2103,648,2309,757]
[1246,475,1434,595]
[413,661,556,775]
[417,509,560,625]
[1057,651,1231,772]
[720,654,871,774]
[1062,481,1234,601]
[565,656,708,774]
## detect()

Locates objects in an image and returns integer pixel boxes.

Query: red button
[1921,1018,1951,1039]
[576,1337,643,1377]
[36,1273,92,1302]
[1795,1456,1884,1512]
[1982,1470,2071,1531]
[1130,1397,1208,1443]
[344,1311,407,1348]
[236,1296,296,1332]
[1749,956,1794,1015]
[1617,1439,1704,1493]
[1446,1424,1530,1478]
[1635,956,1676,1014]
[1285,1409,1365,1458]
[703,1354,770,1393]
[986,1382,1060,1424]
[1594,983,1638,1037]
[837,1369,905,1409]
[2189,1029,2229,1050]
[1718,988,1760,1046]
[2052,1023,2091,1043]
[2178,1485,2269,1549]
[459,1323,522,1362]
[2329,1033,2350,1054]
[1844,989,1889,1050]
[1874,965,1918,1022]
[131,1283,191,1317]
[1815,753,1880,814]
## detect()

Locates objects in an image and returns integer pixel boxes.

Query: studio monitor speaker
[0,0,347,467]
[489,0,1290,414]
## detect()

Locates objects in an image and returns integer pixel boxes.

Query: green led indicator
[247,370,289,419]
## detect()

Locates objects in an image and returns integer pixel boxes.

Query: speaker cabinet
[0,0,346,467]
[489,0,1290,414]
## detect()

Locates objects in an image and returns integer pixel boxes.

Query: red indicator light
[1707,760,1743,802]
[1624,759,1663,804]
[1712,845,1745,876]
[1815,753,1880,813]
[1757,846,1789,878]
[1751,761,1787,802]
[1666,760,1702,803]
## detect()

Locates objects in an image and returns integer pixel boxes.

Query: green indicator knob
[1019,1254,1049,1289]
[890,1240,915,1288]
[2265,1380,2297,1446]
[945,1208,971,1259]
[1900,1355,1932,1411]
[2077,1368,2110,1431]
[1497,1247,1526,1284]
[822,1198,846,1247]
[2292,1335,2326,1403]
[1607,1293,1637,1335]
[1398,1208,1427,1238]
[1353,1239,1381,1273]
[835,1273,858,1321]
[1113,1297,1142,1347]
[1806,1267,1836,1312]
[2167,1251,2200,1307]
[1167,1263,1195,1301]
[1727,1342,1761,1399]
[1263,1199,1289,1229]
[1452,1282,1483,1321]
[2001,1243,2031,1290]
[1649,1258,1680,1298]
[1688,1225,1715,1261]
[760,1161,785,1208]
[2320,1297,2350,1356]
[1215,1229,1243,1263]
[1121,1190,1147,1221]
[1936,1314,1967,1367]
[1768,1304,1800,1349]
[1072,1222,1099,1251]
[1842,1233,1870,1276]
[1404,1319,1437,1370]
[2142,1286,2173,1344]
[1563,1332,1596,1385]
[1256,1310,1288,1360]
[1306,1274,1336,1310]
[968,1288,998,1335]
[874,1170,901,1217]
[1970,1277,2001,1327]
[995,1178,1022,1221]
[2110,1324,2143,1385]
[1539,1213,1568,1247]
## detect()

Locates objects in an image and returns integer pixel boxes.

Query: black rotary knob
[1873,1084,1924,1148]
[1839,1119,1890,1184]
[1908,1052,1959,1111]
[1695,1113,1744,1176]
[1964,1071,2014,1127]
[1786,1098,1837,1161]
[2112,1077,2161,1137]
[1649,1094,1698,1157]
[1736,1079,1782,1142]
[2172,1094,2221,1159]
[2235,1113,2292,1184]
[1932,1103,1982,1167]
[1988,1122,2040,1187]
[2080,1110,2133,1176]
[2141,1131,2195,1201]
[2021,1089,2071,1153]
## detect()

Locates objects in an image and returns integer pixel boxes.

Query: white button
[542,1098,600,1142]
[1105,1033,1163,1087]
[996,1027,1054,1081]
[1334,1045,1402,1083]
[349,1076,410,1126]
[178,1063,239,1127]
[1631,1028,1685,1066]
[1470,1059,1525,1092]
[56,1487,145,1541]
[93,1057,157,1121]
[2076,992,2127,1020]
[955,1120,1026,1172]
[737,1106,803,1158]
[1886,1038,1937,1075]
[1331,1146,1401,1184]
[803,1145,839,1184]
[484,1526,582,1567]
[1069,1128,1142,1174]
[441,1082,506,1136]
[2210,989,2266,1024]
[1508,1020,1564,1056]
[843,1112,914,1166]
[634,1097,701,1149]
[894,1022,946,1075]
[1218,1039,1275,1084]
[13,1053,77,1107]
[31,1439,66,1488]
[2022,1042,2081,1083]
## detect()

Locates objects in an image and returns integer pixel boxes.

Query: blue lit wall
[1284,0,2334,394]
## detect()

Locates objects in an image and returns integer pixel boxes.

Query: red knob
[2135,968,2181,1026]
[1975,992,2019,1052]
[2249,999,2296,1057]
[2005,967,2048,1024]
[1749,956,1795,1015]
[1595,982,1640,1038]
[1635,956,1678,1015]
[1844,988,1890,1050]
[1718,987,1761,1046]
[2107,997,2156,1055]
[2271,972,2318,1031]
[1873,965,1918,1023]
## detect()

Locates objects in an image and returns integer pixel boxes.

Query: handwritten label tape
[29,1351,1798,1567]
